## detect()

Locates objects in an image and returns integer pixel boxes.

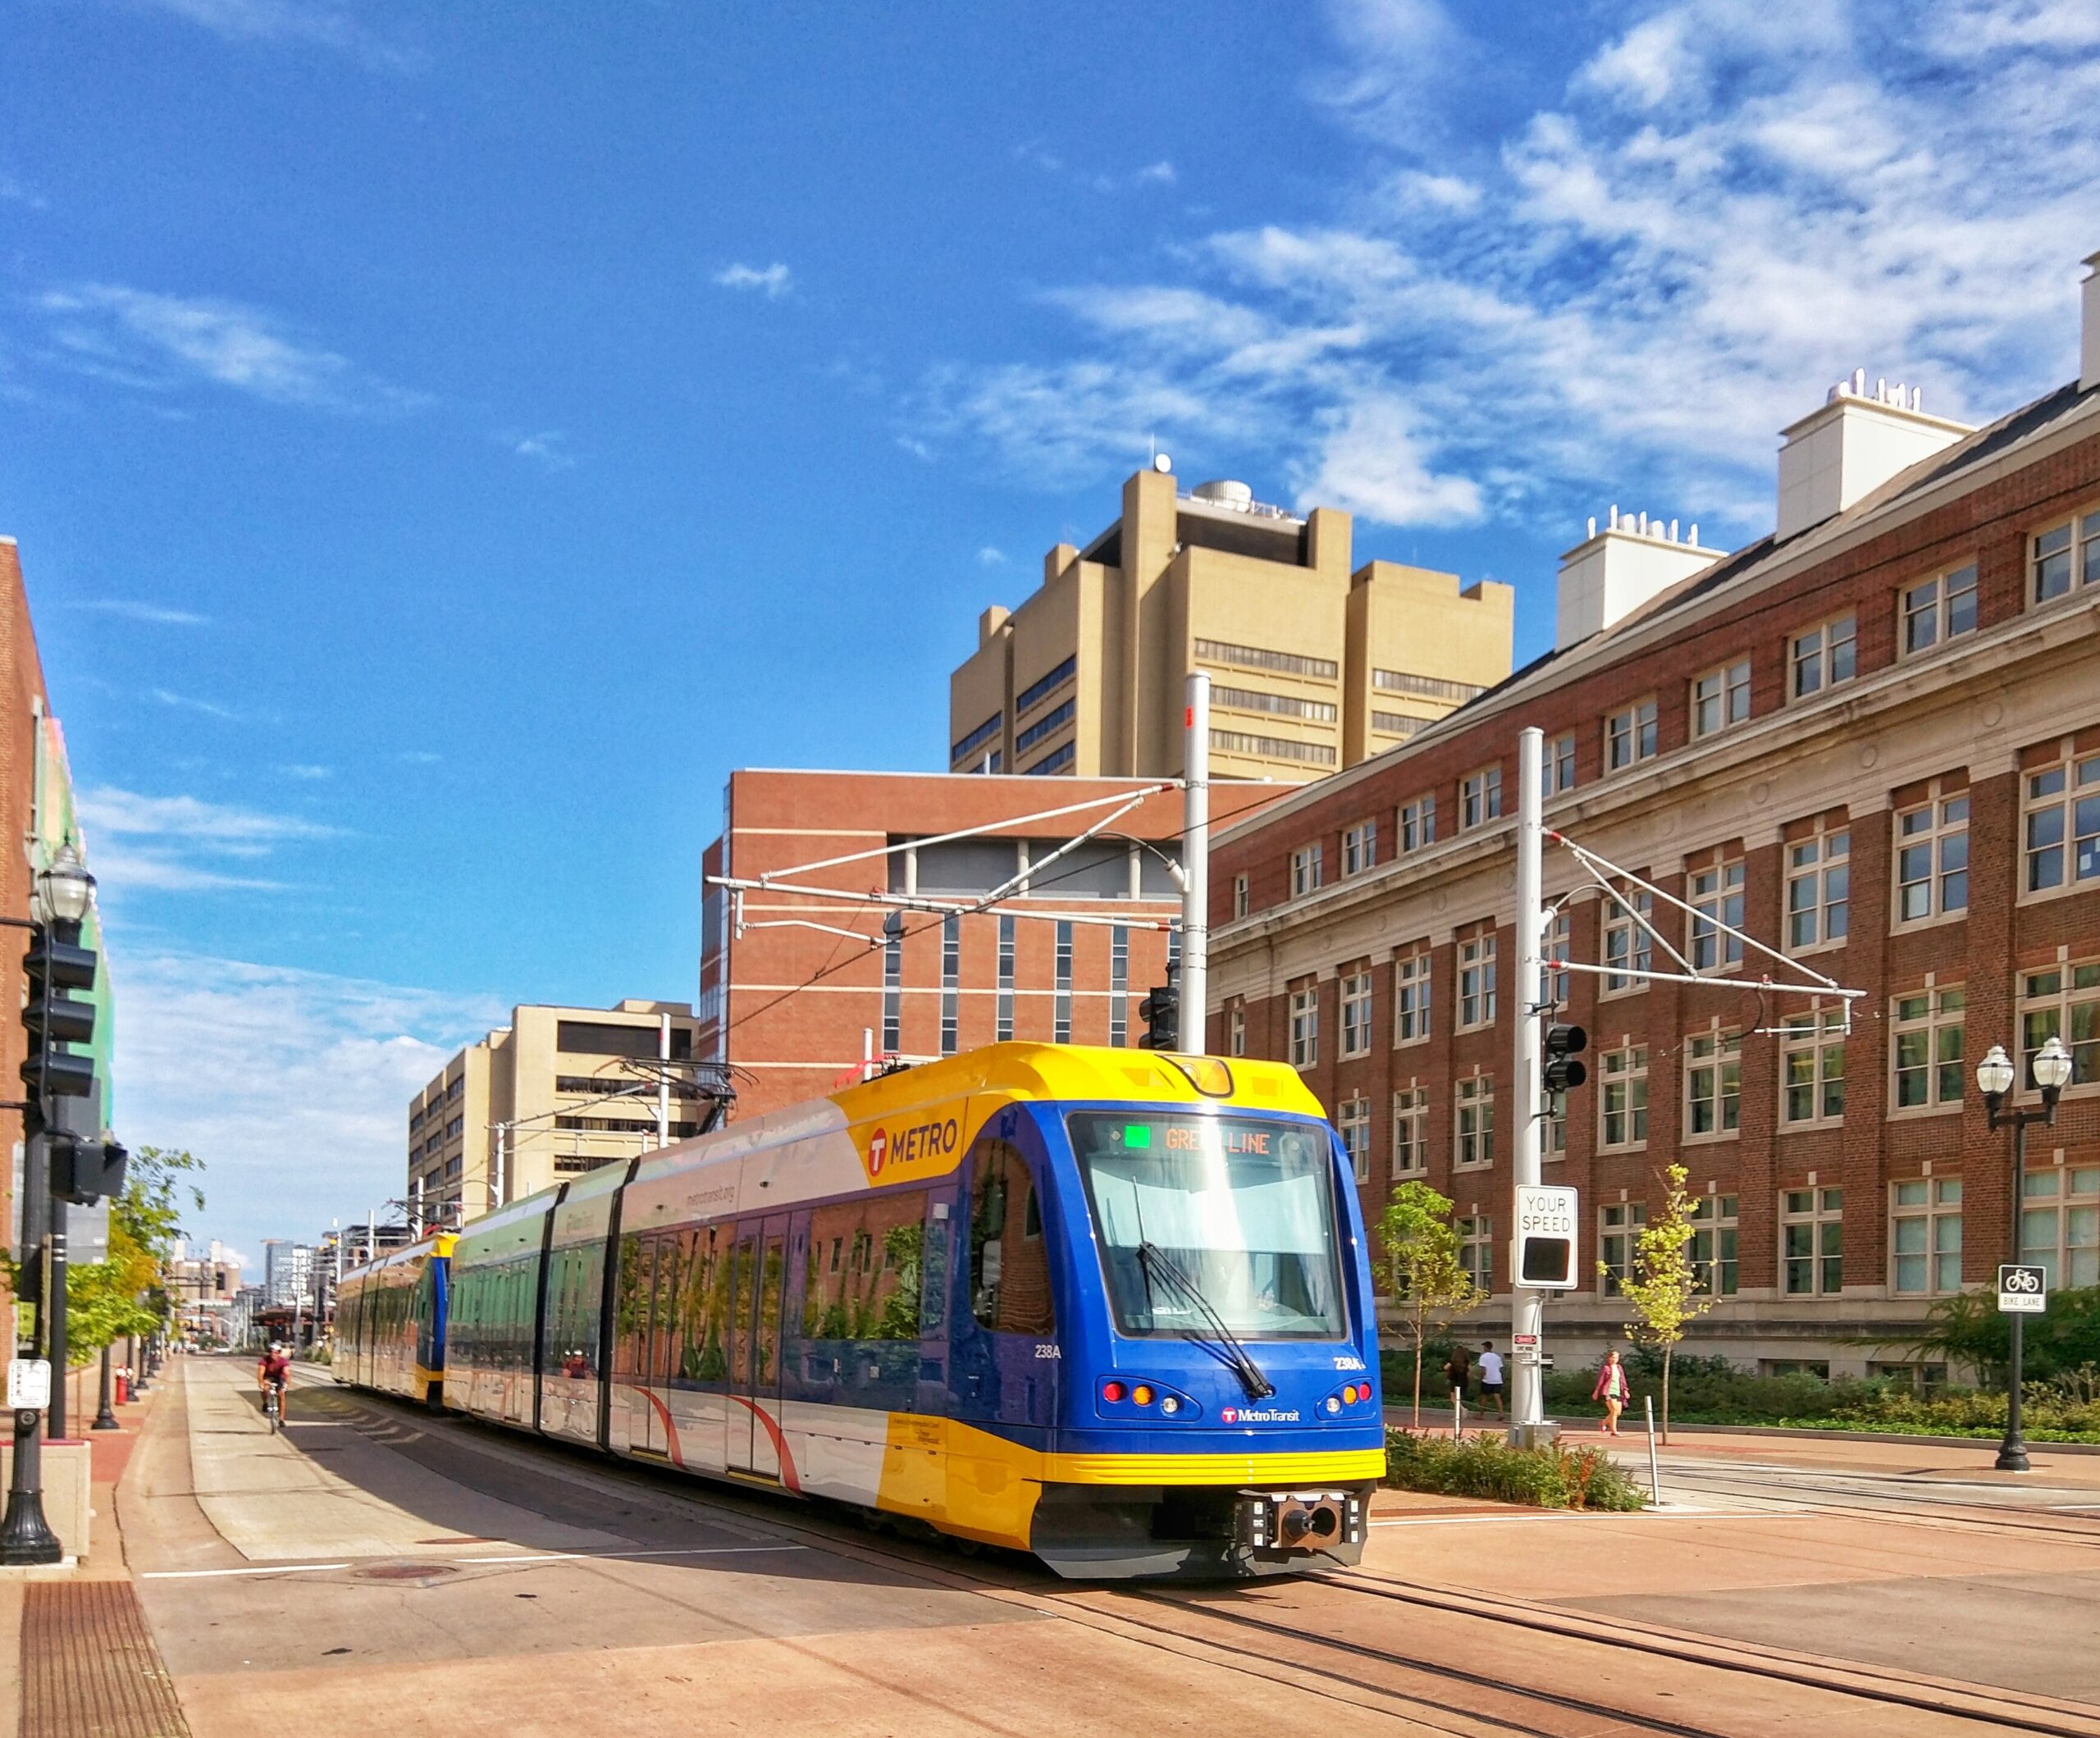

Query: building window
[1338,1097,1372,1184]
[1394,949,1431,1045]
[1459,766,1503,831]
[1892,1178,1964,1295]
[1053,920,1072,1044]
[1194,637,1339,681]
[2019,960,2100,1087]
[1529,912,1566,1010]
[1392,1088,1427,1175]
[1340,970,1373,1058]
[1015,654,1077,715]
[1228,1006,1245,1056]
[1902,563,1978,655]
[1684,1030,1742,1138]
[1600,1202,1646,1296]
[951,710,1002,768]
[1690,1195,1738,1296]
[1014,698,1075,758]
[2019,1166,2100,1289]
[997,915,1015,1042]
[1783,1188,1844,1295]
[1691,659,1751,738]
[1454,1074,1495,1168]
[1232,874,1249,919]
[1786,828,1850,951]
[2024,753,2100,895]
[1289,986,1318,1069]
[1791,614,1856,698]
[1602,888,1654,993]
[1599,1045,1649,1150]
[1342,819,1377,877]
[940,914,961,1056]
[883,932,902,1052]
[1109,924,1129,1048]
[1371,710,1429,740]
[1210,728,1336,768]
[1895,791,1970,924]
[1399,796,1436,853]
[1290,843,1324,898]
[1892,987,1964,1111]
[1782,1006,1847,1124]
[1213,684,1338,723]
[1457,932,1497,1030]
[1544,732,1577,796]
[1457,1216,1492,1294]
[2032,509,2100,604]
[1024,741,1075,775]
[1606,698,1659,771]
[1375,668,1486,704]
[1688,860,1746,972]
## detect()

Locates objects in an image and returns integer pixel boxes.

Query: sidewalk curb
[1623,1421,2100,1455]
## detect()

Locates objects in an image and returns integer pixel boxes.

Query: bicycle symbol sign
[1998,1264,2048,1312]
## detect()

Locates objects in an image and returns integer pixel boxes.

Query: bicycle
[263,1383,282,1434]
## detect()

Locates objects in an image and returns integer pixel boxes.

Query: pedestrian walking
[1592,1347,1630,1435]
[1477,1341,1505,1417]
[1441,1343,1472,1405]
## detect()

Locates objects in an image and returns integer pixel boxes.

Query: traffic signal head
[1542,1022,1587,1093]
[1138,983,1180,1051]
[22,932,98,1100]
[51,1134,128,1207]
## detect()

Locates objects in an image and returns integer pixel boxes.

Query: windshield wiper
[1135,1241,1276,1401]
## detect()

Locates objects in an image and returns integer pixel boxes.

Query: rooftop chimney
[1555,508,1722,652]
[1774,371,1971,541]
[2083,250,2100,394]
[978,604,1010,646]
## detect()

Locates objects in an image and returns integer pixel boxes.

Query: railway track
[307,1380,2100,1737]
[1639,1462,2100,1547]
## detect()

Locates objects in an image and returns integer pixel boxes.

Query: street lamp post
[1976,1036,2074,1475]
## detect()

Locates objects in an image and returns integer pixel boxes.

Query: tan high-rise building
[407,999,707,1224]
[948,466,1515,784]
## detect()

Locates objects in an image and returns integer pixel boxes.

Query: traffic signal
[1138,983,1180,1051]
[1542,1022,1587,1093]
[22,930,98,1101]
[51,1134,128,1207]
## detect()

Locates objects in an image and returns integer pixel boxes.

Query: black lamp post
[1976,1035,2074,1474]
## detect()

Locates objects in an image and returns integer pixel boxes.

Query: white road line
[142,1563,354,1580]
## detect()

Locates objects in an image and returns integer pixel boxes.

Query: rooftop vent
[1189,479,1255,509]
[2084,250,2100,394]
[1555,507,1721,652]
[1775,368,1971,541]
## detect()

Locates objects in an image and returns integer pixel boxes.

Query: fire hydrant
[116,1369,130,1404]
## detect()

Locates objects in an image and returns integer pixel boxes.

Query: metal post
[46,1147,66,1442]
[2,1106,61,1563]
[1999,1115,2030,1472]
[492,1125,505,1211]
[657,1014,672,1146]
[1511,726,1550,1442]
[1645,1395,1662,1505]
[1181,672,1210,1053]
[93,1343,117,1430]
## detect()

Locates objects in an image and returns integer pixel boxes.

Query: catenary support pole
[1511,726,1550,1442]
[2,1112,61,1563]
[1181,672,1210,1052]
[2000,1115,2030,1472]
[47,1173,66,1442]
[657,1014,671,1147]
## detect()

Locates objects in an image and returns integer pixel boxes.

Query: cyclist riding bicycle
[258,1342,290,1426]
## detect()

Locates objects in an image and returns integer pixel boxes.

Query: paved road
[121,1361,2100,1735]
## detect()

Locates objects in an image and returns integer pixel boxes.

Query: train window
[678,1228,727,1382]
[800,1191,929,1340]
[967,1139,1055,1335]
[614,1236,654,1379]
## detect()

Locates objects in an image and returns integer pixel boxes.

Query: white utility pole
[492,1124,506,1211]
[1511,725,1550,1441]
[657,1013,672,1147]
[1181,672,1211,1052]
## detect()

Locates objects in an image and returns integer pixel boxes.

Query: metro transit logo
[858,1115,959,1184]
[867,1128,888,1175]
[1220,1407,1302,1424]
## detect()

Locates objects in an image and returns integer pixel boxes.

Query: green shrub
[1543,1362,1877,1423]
[1382,1427,1645,1511]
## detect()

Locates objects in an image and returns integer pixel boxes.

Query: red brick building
[1209,270,2100,1374]
[700,770,1280,1117]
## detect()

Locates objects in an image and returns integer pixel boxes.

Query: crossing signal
[51,1134,128,1207]
[1138,983,1180,1051]
[22,932,98,1101]
[1542,1022,1587,1093]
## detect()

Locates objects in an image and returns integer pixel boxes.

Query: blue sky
[3,0,2097,1262]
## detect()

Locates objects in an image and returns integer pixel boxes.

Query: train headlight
[1161,1395,1180,1416]
[1325,1396,1341,1415]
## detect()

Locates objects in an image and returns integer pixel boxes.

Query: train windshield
[1069,1112,1346,1341]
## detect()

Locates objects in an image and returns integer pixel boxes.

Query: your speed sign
[1513,1184,1579,1289]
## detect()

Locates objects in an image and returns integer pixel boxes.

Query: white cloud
[149,687,240,721]
[976,546,1007,567]
[135,0,422,71]
[111,949,502,1255]
[0,170,46,210]
[39,284,420,412]
[80,786,336,847]
[279,764,331,780]
[713,262,793,299]
[510,430,573,471]
[79,785,335,893]
[915,0,2100,536]
[77,600,209,627]
[1136,161,1178,185]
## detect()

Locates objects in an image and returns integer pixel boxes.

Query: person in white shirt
[1477,1341,1505,1416]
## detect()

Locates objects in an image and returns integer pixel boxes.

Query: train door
[728,1215,789,1478]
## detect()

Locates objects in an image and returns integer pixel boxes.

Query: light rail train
[335,1043,1384,1577]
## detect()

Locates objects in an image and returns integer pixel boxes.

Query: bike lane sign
[1998,1264,2047,1313]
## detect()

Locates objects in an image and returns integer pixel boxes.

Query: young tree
[1376,1180,1481,1427]
[1609,1163,1716,1443]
